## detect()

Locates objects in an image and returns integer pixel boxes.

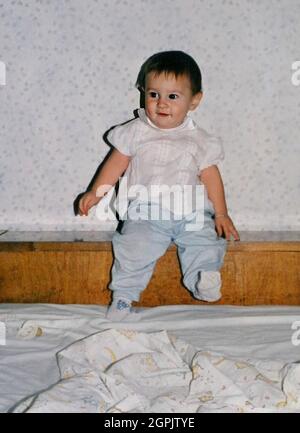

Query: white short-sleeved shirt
[107,108,224,216]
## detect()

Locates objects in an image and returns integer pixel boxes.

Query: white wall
[0,0,299,231]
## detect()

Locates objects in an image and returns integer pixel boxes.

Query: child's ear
[190,92,203,111]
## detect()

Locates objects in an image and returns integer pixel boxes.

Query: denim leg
[174,211,227,293]
[109,219,171,301]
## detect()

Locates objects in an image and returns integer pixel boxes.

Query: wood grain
[0,232,299,305]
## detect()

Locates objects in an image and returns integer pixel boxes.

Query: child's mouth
[157,113,169,116]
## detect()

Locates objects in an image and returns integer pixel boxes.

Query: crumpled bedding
[12,328,300,413]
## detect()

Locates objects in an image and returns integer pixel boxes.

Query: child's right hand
[78,191,101,216]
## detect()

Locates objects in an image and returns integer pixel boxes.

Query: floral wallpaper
[0,0,299,231]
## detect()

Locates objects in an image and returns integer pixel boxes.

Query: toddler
[79,51,239,321]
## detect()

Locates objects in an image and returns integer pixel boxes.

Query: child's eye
[169,94,178,100]
[149,91,159,98]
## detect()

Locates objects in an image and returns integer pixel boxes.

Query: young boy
[79,51,239,320]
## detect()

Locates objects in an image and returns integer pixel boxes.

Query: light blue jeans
[109,202,227,301]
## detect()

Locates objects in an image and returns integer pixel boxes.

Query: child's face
[144,72,202,129]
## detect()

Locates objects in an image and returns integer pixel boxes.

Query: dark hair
[135,50,202,95]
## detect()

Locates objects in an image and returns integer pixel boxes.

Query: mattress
[0,303,300,413]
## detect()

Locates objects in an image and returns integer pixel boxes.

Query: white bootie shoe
[194,271,222,302]
[106,298,133,321]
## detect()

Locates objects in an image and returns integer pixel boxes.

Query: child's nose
[157,97,168,108]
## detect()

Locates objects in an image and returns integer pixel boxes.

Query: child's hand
[215,215,240,241]
[78,191,101,216]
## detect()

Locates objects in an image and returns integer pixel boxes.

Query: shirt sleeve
[106,119,137,157]
[198,133,224,172]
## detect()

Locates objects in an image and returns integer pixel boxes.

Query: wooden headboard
[0,231,299,306]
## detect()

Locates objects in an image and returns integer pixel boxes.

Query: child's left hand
[215,215,240,241]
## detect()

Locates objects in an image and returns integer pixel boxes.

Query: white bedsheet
[0,304,300,413]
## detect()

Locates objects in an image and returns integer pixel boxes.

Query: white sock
[106,297,133,321]
[194,271,222,302]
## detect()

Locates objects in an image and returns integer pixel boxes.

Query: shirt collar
[137,108,195,132]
